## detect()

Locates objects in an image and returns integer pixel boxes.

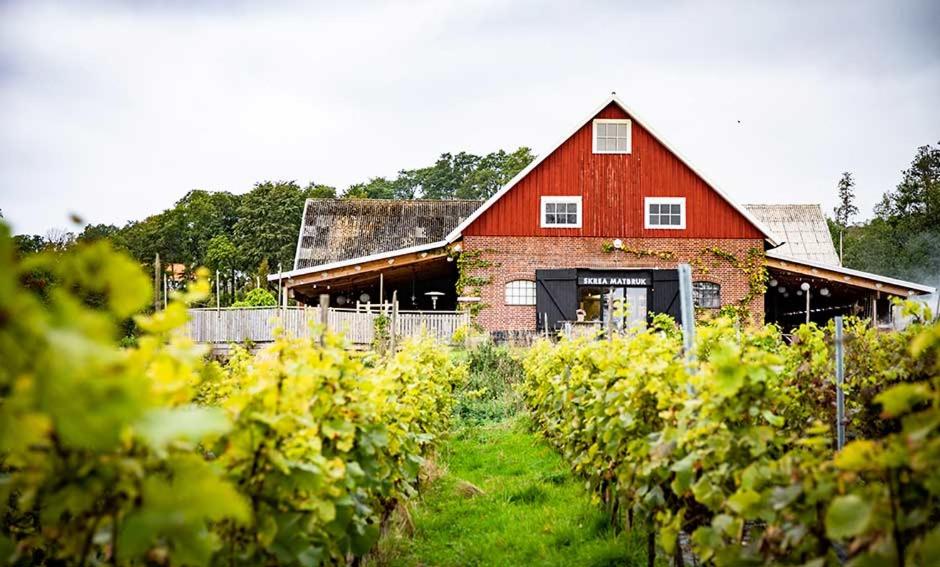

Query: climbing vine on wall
[601,240,768,323]
[452,246,495,319]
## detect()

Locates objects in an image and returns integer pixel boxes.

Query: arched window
[693,281,721,309]
[504,280,536,305]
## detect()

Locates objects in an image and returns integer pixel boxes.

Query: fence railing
[185,306,470,346]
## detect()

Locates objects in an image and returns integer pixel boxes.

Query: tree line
[10,140,937,292]
[830,141,939,286]
[11,147,534,285]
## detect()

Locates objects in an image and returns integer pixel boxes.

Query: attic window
[645,197,686,229]
[541,196,582,228]
[593,119,632,154]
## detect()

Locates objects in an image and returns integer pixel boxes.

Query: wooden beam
[286,248,450,288]
[765,257,916,297]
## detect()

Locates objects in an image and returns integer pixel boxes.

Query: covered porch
[281,243,461,312]
[763,252,935,329]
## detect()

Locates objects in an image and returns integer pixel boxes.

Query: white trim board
[444,93,779,246]
[291,198,313,271]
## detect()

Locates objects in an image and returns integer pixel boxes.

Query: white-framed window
[593,119,632,154]
[693,281,721,309]
[505,280,536,305]
[645,197,686,229]
[540,196,582,228]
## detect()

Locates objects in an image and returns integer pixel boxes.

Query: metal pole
[805,289,811,324]
[835,316,846,450]
[678,263,695,364]
[216,270,221,312]
[605,287,613,340]
[379,273,385,312]
[277,263,283,305]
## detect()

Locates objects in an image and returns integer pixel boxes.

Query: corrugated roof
[744,204,841,266]
[293,199,482,270]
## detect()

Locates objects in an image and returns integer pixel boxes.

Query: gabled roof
[744,204,840,266]
[445,93,779,246]
[292,198,481,271]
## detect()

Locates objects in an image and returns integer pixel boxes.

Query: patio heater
[425,291,445,310]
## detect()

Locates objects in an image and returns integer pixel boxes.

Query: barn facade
[272,94,934,335]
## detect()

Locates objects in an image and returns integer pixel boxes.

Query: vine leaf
[875,383,930,418]
[825,494,872,539]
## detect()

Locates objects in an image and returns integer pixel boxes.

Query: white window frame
[692,281,721,309]
[592,118,632,154]
[644,197,686,230]
[540,196,582,229]
[504,280,536,306]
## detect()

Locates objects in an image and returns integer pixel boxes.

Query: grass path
[370,418,649,566]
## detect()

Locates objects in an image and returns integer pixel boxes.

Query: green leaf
[713,364,745,397]
[761,409,784,427]
[727,489,761,516]
[835,440,881,471]
[825,494,872,539]
[875,383,931,418]
[136,405,230,449]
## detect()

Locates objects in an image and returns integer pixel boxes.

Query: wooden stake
[390,290,398,353]
[319,294,329,345]
[153,253,161,311]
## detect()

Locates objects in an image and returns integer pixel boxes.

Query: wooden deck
[185,306,470,350]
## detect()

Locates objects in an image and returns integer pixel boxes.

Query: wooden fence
[185,306,470,347]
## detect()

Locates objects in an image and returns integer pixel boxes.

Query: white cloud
[1,0,938,233]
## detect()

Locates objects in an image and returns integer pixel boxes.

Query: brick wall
[462,236,765,332]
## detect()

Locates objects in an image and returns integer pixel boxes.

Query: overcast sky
[1,0,938,235]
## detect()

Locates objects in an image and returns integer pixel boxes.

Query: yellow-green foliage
[0,224,464,566]
[522,312,940,565]
[203,334,463,565]
[0,225,248,565]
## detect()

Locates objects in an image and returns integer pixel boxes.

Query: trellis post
[835,316,846,450]
[678,263,696,365]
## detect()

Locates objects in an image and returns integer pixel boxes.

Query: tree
[168,190,240,268]
[78,223,121,244]
[345,177,398,199]
[841,142,940,283]
[12,234,46,256]
[875,143,940,229]
[43,228,74,251]
[232,181,334,272]
[340,147,534,201]
[458,147,534,199]
[833,172,858,227]
[205,234,239,274]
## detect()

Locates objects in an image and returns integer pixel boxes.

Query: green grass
[368,418,651,566]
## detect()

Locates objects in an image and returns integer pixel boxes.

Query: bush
[231,287,277,307]
[0,224,466,565]
[454,341,524,424]
[0,225,248,565]
[522,312,940,565]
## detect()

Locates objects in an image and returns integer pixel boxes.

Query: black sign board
[576,270,649,287]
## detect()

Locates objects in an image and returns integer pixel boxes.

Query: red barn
[274,94,933,336]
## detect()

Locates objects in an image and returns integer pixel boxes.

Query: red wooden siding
[463,103,763,239]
